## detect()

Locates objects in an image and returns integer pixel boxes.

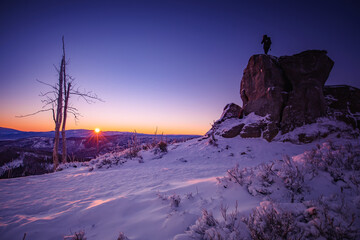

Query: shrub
[188,210,219,238]
[311,208,357,240]
[244,201,303,240]
[126,131,141,159]
[117,232,129,240]
[169,194,181,208]
[64,231,86,240]
[280,155,304,196]
[308,196,359,239]
[91,153,127,169]
[208,132,218,147]
[184,204,243,240]
[157,192,181,208]
[225,164,252,186]
[157,141,168,153]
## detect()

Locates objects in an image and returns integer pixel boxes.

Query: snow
[275,117,357,143]
[209,112,270,137]
[0,133,359,239]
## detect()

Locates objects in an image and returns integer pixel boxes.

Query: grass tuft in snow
[63,230,86,240]
[157,192,182,208]
[117,232,129,240]
[157,141,168,153]
[169,194,181,208]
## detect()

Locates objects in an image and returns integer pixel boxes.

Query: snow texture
[0,129,359,239]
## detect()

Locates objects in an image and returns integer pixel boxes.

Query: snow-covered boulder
[275,117,358,144]
[218,103,242,122]
[209,113,274,140]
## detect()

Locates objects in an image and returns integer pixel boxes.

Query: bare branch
[41,96,57,104]
[16,109,54,118]
[68,110,81,117]
[67,106,79,112]
[70,89,104,103]
[39,90,57,97]
[50,108,55,122]
[36,79,58,91]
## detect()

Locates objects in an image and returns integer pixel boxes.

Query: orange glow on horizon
[1,95,212,136]
[0,123,206,135]
[0,121,206,135]
[0,114,207,135]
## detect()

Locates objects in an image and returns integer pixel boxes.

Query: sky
[0,0,359,135]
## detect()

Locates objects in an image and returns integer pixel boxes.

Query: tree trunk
[61,36,69,164]
[61,82,70,164]
[53,56,64,170]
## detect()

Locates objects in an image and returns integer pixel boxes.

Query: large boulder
[240,54,289,122]
[222,123,244,138]
[279,50,334,132]
[262,122,279,142]
[239,123,265,138]
[207,103,243,138]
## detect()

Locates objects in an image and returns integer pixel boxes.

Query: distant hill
[0,127,53,140]
[0,127,200,140]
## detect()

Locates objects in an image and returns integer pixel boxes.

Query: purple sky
[1,0,359,134]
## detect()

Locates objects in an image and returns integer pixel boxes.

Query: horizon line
[0,126,203,136]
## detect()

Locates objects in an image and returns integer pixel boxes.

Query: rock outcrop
[240,55,288,123]
[279,50,334,132]
[324,85,360,129]
[240,50,334,136]
[209,50,359,143]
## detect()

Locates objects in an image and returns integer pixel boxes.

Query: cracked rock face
[240,54,288,123]
[278,50,334,132]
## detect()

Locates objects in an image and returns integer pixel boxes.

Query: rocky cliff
[209,50,360,143]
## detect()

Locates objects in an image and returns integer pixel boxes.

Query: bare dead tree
[17,36,102,170]
[61,36,70,164]
[53,52,64,168]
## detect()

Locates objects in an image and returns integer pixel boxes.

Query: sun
[94,128,100,133]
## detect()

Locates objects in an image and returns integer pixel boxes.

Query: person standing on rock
[261,35,272,55]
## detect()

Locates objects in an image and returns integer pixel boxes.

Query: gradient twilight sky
[1,0,359,135]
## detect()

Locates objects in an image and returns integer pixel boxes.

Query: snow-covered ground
[0,133,359,239]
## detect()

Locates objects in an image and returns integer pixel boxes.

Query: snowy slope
[0,134,358,239]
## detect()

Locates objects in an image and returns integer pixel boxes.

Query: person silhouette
[261,35,272,55]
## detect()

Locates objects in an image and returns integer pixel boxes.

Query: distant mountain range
[0,127,200,140]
